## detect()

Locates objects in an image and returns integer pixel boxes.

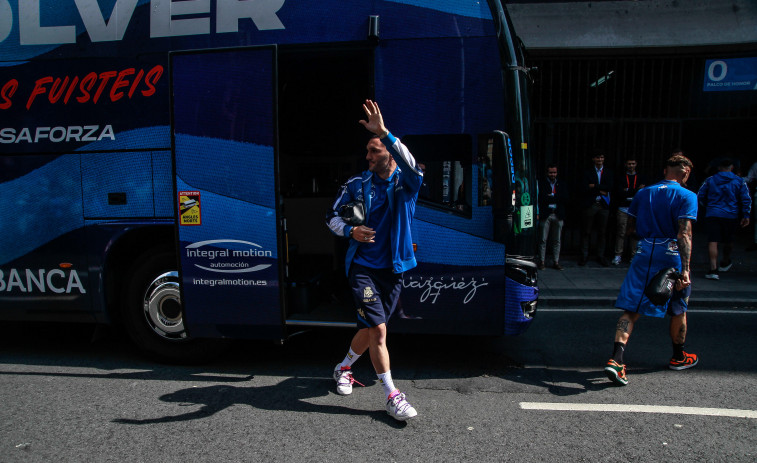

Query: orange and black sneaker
[604,359,628,385]
[669,352,698,370]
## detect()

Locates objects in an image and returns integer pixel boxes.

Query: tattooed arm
[676,218,694,290]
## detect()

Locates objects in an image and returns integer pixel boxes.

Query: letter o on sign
[708,61,728,82]
[0,0,12,42]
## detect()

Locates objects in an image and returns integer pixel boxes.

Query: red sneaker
[669,352,698,370]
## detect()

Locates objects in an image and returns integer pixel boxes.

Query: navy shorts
[616,239,690,318]
[706,217,739,243]
[348,263,402,328]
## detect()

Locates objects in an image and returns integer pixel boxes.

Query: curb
[537,296,757,309]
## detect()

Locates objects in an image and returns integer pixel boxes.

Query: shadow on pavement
[112,377,402,427]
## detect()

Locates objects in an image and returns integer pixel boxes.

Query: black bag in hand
[644,267,681,305]
[338,201,366,226]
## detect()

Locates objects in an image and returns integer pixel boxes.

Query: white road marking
[538,309,756,314]
[520,402,757,419]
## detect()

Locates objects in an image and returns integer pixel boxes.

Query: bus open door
[171,46,285,341]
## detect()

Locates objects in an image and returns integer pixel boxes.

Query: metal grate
[527,51,757,253]
[530,53,757,166]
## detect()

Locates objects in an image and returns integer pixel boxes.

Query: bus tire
[121,248,226,364]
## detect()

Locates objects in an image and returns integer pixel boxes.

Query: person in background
[537,164,569,270]
[612,158,646,265]
[697,158,752,280]
[326,100,422,421]
[579,151,614,266]
[605,155,698,386]
[743,161,757,252]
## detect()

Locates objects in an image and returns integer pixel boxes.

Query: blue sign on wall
[703,58,757,92]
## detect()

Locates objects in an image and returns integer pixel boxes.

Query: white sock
[377,371,397,398]
[338,348,360,369]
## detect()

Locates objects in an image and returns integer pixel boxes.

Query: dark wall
[527,49,757,255]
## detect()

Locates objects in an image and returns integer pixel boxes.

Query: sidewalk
[538,233,757,308]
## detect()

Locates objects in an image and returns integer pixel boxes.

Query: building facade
[508,0,757,250]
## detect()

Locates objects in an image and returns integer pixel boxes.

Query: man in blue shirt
[605,155,699,386]
[326,100,423,420]
[697,158,752,280]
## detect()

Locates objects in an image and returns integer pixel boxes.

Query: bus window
[402,134,472,216]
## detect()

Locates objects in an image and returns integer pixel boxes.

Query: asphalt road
[1,306,756,462]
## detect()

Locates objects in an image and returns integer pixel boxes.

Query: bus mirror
[490,131,515,239]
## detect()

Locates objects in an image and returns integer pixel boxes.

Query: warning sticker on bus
[178,191,201,226]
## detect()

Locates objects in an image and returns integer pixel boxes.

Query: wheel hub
[142,271,185,339]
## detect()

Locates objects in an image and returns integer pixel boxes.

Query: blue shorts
[615,239,691,318]
[348,263,402,328]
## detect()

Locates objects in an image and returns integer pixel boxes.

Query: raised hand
[359,99,388,136]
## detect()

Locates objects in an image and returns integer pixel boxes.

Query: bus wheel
[121,248,226,363]
[142,270,184,340]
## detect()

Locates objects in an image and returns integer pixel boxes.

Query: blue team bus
[0,0,538,362]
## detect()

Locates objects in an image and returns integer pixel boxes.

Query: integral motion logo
[186,239,272,274]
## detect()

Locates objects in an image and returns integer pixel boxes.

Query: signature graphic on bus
[186,239,272,274]
[402,275,488,304]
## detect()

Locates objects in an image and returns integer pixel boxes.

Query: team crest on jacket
[667,241,678,252]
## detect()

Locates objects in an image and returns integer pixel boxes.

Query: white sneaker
[611,255,621,265]
[333,364,356,395]
[718,261,732,272]
[386,391,418,421]
[705,271,719,280]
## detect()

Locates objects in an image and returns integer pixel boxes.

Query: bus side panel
[394,220,506,335]
[0,154,92,320]
[0,55,170,155]
[153,150,176,217]
[1,1,493,158]
[375,36,505,139]
[172,48,282,339]
[81,151,156,218]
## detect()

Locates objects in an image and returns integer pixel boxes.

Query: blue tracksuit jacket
[326,133,423,275]
[697,171,752,219]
